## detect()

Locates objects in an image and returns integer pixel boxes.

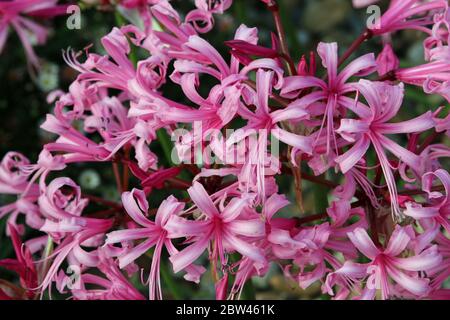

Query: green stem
[156,128,175,166]
[240,278,256,300]
[115,10,138,67]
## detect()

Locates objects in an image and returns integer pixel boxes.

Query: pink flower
[268,200,366,289]
[423,6,450,62]
[106,189,203,299]
[38,178,114,293]
[405,169,450,233]
[0,152,33,194]
[166,181,266,274]
[396,60,450,102]
[335,80,435,217]
[0,223,38,299]
[376,43,399,76]
[369,0,447,35]
[326,226,442,299]
[70,250,146,300]
[186,0,232,33]
[0,0,68,68]
[281,42,376,159]
[41,114,110,164]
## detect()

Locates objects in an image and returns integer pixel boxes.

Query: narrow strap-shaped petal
[281,76,327,97]
[390,245,442,272]
[117,237,158,269]
[404,202,439,220]
[223,232,266,264]
[188,181,220,217]
[221,196,251,222]
[121,189,153,227]
[169,235,210,273]
[271,105,309,123]
[335,135,370,173]
[385,264,430,297]
[384,226,411,256]
[422,169,450,205]
[374,133,421,169]
[240,58,284,89]
[338,96,372,119]
[255,70,273,115]
[165,215,211,239]
[105,227,157,244]
[226,219,265,237]
[374,112,435,134]
[272,126,313,155]
[186,35,230,77]
[317,42,338,86]
[347,228,380,260]
[155,195,184,227]
[338,53,376,85]
[263,193,290,220]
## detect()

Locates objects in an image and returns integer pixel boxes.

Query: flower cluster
[1,0,450,300]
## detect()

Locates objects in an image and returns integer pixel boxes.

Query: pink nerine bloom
[70,250,146,300]
[38,178,114,293]
[106,189,204,300]
[166,182,266,274]
[369,0,447,35]
[326,226,442,300]
[335,80,435,217]
[396,60,450,102]
[0,0,68,68]
[281,42,376,159]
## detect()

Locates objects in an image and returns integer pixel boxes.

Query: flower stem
[82,193,123,210]
[266,0,296,75]
[159,258,184,300]
[156,128,174,166]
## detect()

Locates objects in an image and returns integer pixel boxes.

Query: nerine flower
[405,169,450,233]
[281,42,376,159]
[325,227,442,300]
[396,60,450,102]
[369,0,447,35]
[335,80,435,217]
[106,189,203,300]
[166,182,266,274]
[38,178,114,292]
[70,249,146,300]
[0,0,68,68]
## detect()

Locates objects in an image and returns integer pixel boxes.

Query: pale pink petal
[347,228,380,259]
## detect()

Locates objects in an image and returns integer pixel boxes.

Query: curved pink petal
[188,182,220,217]
[121,189,153,228]
[335,135,370,173]
[384,226,411,256]
[347,228,380,259]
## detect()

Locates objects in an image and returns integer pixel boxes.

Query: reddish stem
[266,0,296,75]
[82,193,123,210]
[338,29,373,67]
